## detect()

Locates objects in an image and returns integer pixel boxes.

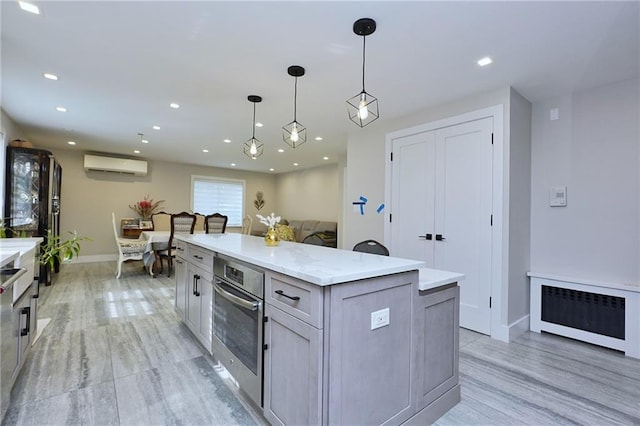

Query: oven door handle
[214,280,259,311]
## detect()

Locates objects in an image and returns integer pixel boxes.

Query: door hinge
[491,133,494,145]
[389,214,392,223]
[390,152,393,161]
[490,214,493,226]
[489,297,492,308]
[263,316,269,323]
[263,343,269,350]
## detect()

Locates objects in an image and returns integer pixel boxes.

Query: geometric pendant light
[243,95,264,160]
[346,18,379,127]
[282,65,307,148]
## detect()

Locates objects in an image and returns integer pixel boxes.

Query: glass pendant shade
[346,18,379,128]
[283,65,307,148]
[244,95,264,159]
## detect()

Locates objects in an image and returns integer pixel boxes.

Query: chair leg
[116,260,122,279]
[167,257,172,277]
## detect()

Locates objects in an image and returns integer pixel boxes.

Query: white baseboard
[492,314,530,343]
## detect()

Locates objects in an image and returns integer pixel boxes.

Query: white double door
[390,117,493,334]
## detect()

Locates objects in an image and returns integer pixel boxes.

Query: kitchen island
[174,233,462,425]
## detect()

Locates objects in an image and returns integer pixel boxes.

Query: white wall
[507,88,532,324]
[530,78,639,286]
[49,149,277,258]
[275,162,342,228]
[345,87,511,251]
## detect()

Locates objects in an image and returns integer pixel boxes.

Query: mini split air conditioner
[83,154,148,176]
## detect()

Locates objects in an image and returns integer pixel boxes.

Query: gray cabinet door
[174,257,187,317]
[185,266,201,333]
[412,284,459,408]
[263,304,322,426]
[198,275,213,350]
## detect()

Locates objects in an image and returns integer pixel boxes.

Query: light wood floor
[4,261,639,425]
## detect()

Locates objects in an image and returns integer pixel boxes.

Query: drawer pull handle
[275,290,300,301]
[193,255,203,260]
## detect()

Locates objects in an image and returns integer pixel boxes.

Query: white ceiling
[2,1,638,174]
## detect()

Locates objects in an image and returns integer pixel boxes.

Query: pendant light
[346,18,379,127]
[282,65,307,148]
[243,95,264,160]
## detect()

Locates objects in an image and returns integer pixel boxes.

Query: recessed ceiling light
[230,163,236,167]
[43,73,58,80]
[269,168,275,172]
[477,56,493,67]
[323,156,329,160]
[223,139,231,143]
[202,149,209,153]
[134,150,141,154]
[56,106,67,112]
[277,149,284,153]
[169,103,180,109]
[255,122,263,128]
[141,139,149,144]
[315,137,323,141]
[19,1,40,15]
[67,141,76,145]
[293,162,299,166]
[152,125,160,130]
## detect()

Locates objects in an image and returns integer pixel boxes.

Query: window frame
[190,175,245,227]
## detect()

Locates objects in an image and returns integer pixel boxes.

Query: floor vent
[541,285,625,339]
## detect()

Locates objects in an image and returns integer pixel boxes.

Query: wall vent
[83,154,147,176]
[541,285,625,339]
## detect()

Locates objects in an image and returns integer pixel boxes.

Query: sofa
[282,219,337,247]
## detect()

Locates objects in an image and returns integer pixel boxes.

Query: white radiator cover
[83,154,147,176]
[528,273,640,359]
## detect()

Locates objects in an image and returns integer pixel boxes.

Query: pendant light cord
[251,102,256,139]
[361,35,367,93]
[293,76,298,121]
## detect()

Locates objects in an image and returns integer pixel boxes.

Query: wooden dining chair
[205,213,228,234]
[156,212,196,277]
[111,212,147,278]
[151,211,171,231]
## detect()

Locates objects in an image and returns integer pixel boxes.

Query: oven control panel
[224,265,244,286]
[214,254,264,299]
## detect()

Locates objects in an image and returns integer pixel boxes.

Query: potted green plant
[40,230,91,269]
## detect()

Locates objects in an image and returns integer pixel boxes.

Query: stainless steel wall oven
[212,254,264,407]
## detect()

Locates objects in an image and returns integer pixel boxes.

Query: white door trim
[384,104,505,341]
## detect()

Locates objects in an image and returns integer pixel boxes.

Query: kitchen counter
[0,251,20,268]
[419,268,465,291]
[0,238,42,301]
[176,233,425,286]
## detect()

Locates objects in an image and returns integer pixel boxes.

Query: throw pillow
[276,224,296,241]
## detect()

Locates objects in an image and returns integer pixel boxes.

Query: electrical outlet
[371,308,390,330]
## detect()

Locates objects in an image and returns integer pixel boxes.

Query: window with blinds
[191,176,245,226]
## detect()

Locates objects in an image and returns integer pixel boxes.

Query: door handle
[417,233,433,240]
[435,234,446,241]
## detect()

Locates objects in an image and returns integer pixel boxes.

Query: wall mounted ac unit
[83,154,148,176]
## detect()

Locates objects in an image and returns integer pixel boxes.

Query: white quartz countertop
[419,268,464,291]
[176,233,425,286]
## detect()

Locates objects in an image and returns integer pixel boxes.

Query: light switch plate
[550,186,567,207]
[371,308,390,330]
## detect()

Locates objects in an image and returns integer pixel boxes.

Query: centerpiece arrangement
[256,212,281,246]
[129,194,164,221]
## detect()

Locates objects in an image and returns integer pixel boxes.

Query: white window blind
[192,176,244,226]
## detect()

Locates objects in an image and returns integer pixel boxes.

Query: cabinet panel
[266,272,323,328]
[413,284,459,408]
[174,257,187,318]
[263,304,322,426]
[198,273,213,350]
[188,245,214,273]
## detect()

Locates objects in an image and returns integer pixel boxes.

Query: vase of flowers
[257,212,281,247]
[129,194,164,221]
